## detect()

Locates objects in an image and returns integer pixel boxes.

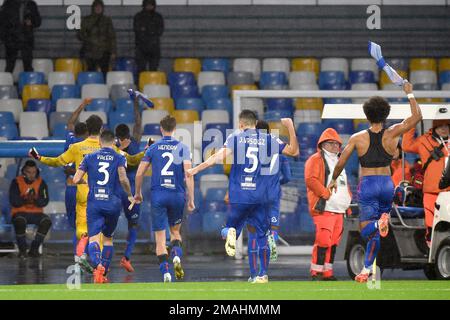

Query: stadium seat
[142,109,169,126]
[318,71,346,89]
[174,123,199,149]
[226,71,254,88]
[79,111,108,124]
[351,83,377,103]
[294,98,323,110]
[0,112,14,125]
[51,84,81,108]
[143,84,171,98]
[55,58,83,79]
[19,112,49,139]
[110,84,137,102]
[0,72,13,86]
[32,59,54,80]
[143,123,161,135]
[85,98,113,114]
[48,72,75,89]
[168,72,196,89]
[439,71,450,85]
[198,71,225,91]
[114,98,134,112]
[113,57,137,78]
[52,122,68,138]
[204,187,227,202]
[289,71,316,89]
[176,98,205,113]
[106,71,134,89]
[201,85,229,102]
[205,98,232,114]
[260,72,288,89]
[173,110,199,125]
[265,110,292,122]
[233,58,261,81]
[109,111,135,130]
[267,98,294,112]
[151,97,175,113]
[410,58,437,72]
[297,122,326,136]
[202,58,230,73]
[323,98,352,104]
[18,72,45,94]
[139,71,167,91]
[231,84,257,96]
[410,70,438,84]
[439,58,450,73]
[5,163,20,180]
[349,71,375,84]
[27,99,52,114]
[291,58,320,77]
[199,174,228,197]
[22,84,50,107]
[294,109,321,126]
[290,83,319,91]
[172,85,200,100]
[388,58,408,72]
[350,58,379,80]
[0,99,22,121]
[0,86,19,102]
[299,147,317,162]
[380,69,408,89]
[201,110,229,128]
[81,84,109,99]
[321,58,349,79]
[49,112,71,132]
[322,119,354,135]
[268,121,288,137]
[173,58,202,77]
[56,98,83,113]
[202,209,227,234]
[262,58,290,77]
[77,72,104,87]
[414,83,439,90]
[241,98,264,118]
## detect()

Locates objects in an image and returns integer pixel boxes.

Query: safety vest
[11,176,44,216]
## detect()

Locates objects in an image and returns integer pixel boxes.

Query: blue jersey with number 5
[142,136,191,194]
[79,147,127,203]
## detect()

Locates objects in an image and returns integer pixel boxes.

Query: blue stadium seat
[52,122,68,138]
[77,72,104,86]
[0,112,15,125]
[356,122,370,132]
[113,57,137,80]
[205,188,227,202]
[439,71,450,85]
[175,98,205,113]
[115,98,134,112]
[205,123,232,137]
[260,72,288,89]
[41,167,66,185]
[27,99,52,114]
[201,85,229,102]
[388,98,408,103]
[85,98,113,114]
[5,164,19,181]
[298,134,319,149]
[18,72,45,94]
[323,98,352,104]
[0,124,19,139]
[391,206,424,219]
[322,119,354,134]
[264,110,292,121]
[266,98,294,112]
[279,212,301,235]
[51,84,80,108]
[345,152,359,176]
[321,83,347,90]
[202,207,227,234]
[202,58,230,73]
[205,98,232,114]
[109,111,135,130]
[299,147,317,162]
[143,123,161,135]
[319,71,346,89]
[47,182,66,202]
[172,85,200,100]
[296,123,326,136]
[349,70,375,84]
[168,72,196,88]
[299,211,315,233]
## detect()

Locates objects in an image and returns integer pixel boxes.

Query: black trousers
[85,52,111,77]
[5,45,33,73]
[12,212,52,251]
[135,46,160,74]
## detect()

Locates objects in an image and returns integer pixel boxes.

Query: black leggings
[12,213,52,251]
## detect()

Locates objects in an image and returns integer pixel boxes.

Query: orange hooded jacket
[305,128,351,216]
[402,120,450,194]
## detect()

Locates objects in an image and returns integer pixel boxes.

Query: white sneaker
[225,228,236,257]
[248,276,256,283]
[254,275,269,284]
[163,272,172,283]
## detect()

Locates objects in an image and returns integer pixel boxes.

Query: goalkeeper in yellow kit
[29,115,145,269]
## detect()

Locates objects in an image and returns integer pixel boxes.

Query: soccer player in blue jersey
[134,115,195,283]
[187,110,299,283]
[73,130,134,284]
[114,94,144,272]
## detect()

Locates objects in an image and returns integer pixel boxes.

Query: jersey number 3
[97,162,110,185]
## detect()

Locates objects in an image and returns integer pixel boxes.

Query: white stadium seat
[142,109,169,126]
[79,111,108,124]
[48,72,75,89]
[81,84,109,99]
[241,98,264,118]
[143,84,171,98]
[56,98,83,113]
[262,58,290,76]
[233,58,261,81]
[0,72,14,86]
[200,174,229,197]
[0,99,22,122]
[321,58,349,79]
[106,71,134,89]
[410,70,438,85]
[198,72,226,91]
[19,112,49,139]
[201,110,230,129]
[32,59,54,81]
[289,71,316,88]
[351,58,379,81]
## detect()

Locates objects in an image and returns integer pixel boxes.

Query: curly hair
[363,96,391,124]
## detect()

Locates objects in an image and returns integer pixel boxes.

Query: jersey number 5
[244,147,258,173]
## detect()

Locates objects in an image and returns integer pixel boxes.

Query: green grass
[0,281,448,300]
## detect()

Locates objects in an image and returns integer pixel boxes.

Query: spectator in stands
[133,0,164,73]
[78,0,116,76]
[0,0,41,73]
[402,119,450,247]
[9,160,50,258]
[390,143,411,187]
[305,128,351,281]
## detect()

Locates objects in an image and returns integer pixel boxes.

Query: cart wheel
[423,264,437,280]
[347,241,365,280]
[435,238,450,280]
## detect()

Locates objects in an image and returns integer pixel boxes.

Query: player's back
[143,136,190,194]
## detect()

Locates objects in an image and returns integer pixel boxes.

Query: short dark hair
[143,0,156,7]
[256,120,270,132]
[115,124,130,140]
[74,122,88,137]
[363,96,391,124]
[100,130,115,144]
[239,110,257,127]
[86,115,103,136]
[160,115,176,132]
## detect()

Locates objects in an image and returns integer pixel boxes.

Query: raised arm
[280,118,299,157]
[30,145,75,167]
[186,147,231,177]
[134,161,151,204]
[132,96,142,142]
[67,98,91,132]
[183,160,195,212]
[328,135,357,192]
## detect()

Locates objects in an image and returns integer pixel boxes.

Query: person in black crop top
[327,81,422,283]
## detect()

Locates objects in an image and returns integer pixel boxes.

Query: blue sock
[101,245,114,273]
[124,226,138,260]
[72,232,77,256]
[361,221,378,239]
[221,227,229,240]
[88,242,101,267]
[170,240,183,260]
[248,231,258,278]
[364,233,380,269]
[158,254,170,275]
[257,235,270,277]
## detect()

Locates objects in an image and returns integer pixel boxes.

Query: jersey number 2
[161,152,174,176]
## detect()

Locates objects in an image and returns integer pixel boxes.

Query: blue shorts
[65,185,77,229]
[227,203,270,237]
[151,191,185,232]
[357,175,394,222]
[87,197,121,238]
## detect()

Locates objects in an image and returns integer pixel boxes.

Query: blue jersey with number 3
[142,136,191,194]
[224,129,286,204]
[79,147,127,203]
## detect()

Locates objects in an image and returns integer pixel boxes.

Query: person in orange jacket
[305,128,352,281]
[402,119,450,246]
[391,144,411,187]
